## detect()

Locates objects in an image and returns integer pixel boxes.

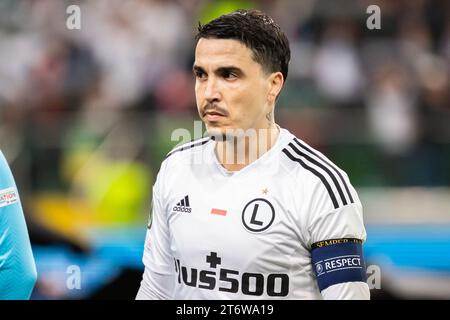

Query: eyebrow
[192,65,244,77]
[192,65,205,74]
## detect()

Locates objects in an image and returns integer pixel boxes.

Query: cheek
[194,84,204,105]
[194,82,201,98]
[231,94,263,127]
[239,85,267,114]
[227,85,250,115]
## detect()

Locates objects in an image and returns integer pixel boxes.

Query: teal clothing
[0,150,37,299]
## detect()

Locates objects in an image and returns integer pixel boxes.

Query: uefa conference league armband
[311,238,367,291]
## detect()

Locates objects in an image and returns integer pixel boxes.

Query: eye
[195,70,207,80]
[222,70,238,80]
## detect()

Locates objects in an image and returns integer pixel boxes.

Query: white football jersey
[137,128,368,299]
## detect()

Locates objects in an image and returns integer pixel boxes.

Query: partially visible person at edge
[0,150,37,299]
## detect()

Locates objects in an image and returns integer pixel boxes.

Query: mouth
[203,110,226,122]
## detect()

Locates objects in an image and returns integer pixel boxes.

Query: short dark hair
[195,9,291,81]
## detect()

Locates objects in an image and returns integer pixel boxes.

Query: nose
[203,77,221,103]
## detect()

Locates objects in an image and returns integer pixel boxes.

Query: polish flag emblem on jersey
[210,208,227,216]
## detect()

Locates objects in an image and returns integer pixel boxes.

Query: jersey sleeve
[306,173,370,300]
[136,161,175,300]
[0,151,37,300]
[321,282,370,299]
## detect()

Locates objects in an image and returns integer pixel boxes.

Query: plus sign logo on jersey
[206,252,221,268]
[242,198,275,232]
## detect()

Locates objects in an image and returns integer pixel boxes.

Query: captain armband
[311,238,367,291]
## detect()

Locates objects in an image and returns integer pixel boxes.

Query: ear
[267,72,284,104]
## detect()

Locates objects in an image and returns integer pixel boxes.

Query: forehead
[194,38,259,70]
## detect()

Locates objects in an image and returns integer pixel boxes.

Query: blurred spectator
[313,19,365,107]
[366,63,417,156]
[79,0,193,109]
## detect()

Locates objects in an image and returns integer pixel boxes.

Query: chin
[204,126,231,141]
[205,126,224,139]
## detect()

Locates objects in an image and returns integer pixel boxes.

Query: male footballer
[137,9,369,300]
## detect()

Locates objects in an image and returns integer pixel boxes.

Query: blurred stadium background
[0,0,449,299]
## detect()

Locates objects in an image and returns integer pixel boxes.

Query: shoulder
[279,132,358,211]
[153,136,213,195]
[164,136,213,160]
[278,131,365,245]
[158,136,214,173]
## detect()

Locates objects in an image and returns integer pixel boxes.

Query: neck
[215,123,280,172]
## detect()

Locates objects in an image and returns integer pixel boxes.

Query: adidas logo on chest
[173,195,191,213]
